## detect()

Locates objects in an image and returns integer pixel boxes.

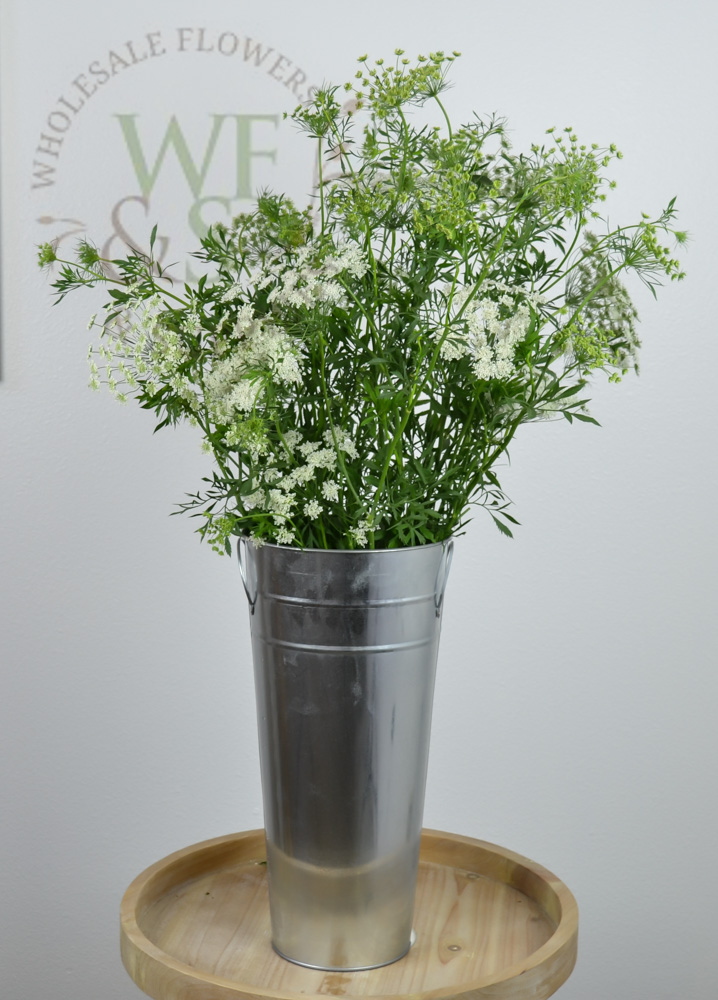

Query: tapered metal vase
[238,538,453,972]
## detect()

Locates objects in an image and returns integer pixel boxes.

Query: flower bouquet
[39,50,684,554]
[40,51,685,972]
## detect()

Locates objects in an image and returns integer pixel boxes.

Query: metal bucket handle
[434,539,454,617]
[237,536,257,614]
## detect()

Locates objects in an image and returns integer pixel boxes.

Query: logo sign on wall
[31,26,321,283]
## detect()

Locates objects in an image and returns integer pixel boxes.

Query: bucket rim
[237,536,454,556]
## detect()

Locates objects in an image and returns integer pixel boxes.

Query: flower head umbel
[37,242,57,268]
[39,52,685,551]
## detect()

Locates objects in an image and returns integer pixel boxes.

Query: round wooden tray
[120,829,578,1000]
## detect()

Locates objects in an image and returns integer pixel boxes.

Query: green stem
[317,330,361,505]
[54,257,125,286]
[434,95,453,138]
[317,137,326,233]
[318,103,380,303]
[538,219,654,295]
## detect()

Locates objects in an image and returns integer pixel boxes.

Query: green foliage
[39,52,686,551]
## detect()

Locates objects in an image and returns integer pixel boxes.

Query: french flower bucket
[238,538,454,971]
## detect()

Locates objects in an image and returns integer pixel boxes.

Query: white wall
[1,1,716,998]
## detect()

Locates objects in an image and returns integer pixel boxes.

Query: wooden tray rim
[120,828,579,1000]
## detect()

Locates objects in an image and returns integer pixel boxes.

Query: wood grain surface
[121,829,578,1000]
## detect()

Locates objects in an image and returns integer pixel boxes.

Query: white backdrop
[1,2,716,998]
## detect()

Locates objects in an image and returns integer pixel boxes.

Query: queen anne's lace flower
[283,429,303,450]
[257,240,368,312]
[205,310,304,425]
[222,283,244,302]
[88,295,205,407]
[304,500,323,519]
[437,282,535,382]
[325,428,359,460]
[268,489,296,517]
[243,489,266,510]
[321,481,340,502]
[349,519,371,547]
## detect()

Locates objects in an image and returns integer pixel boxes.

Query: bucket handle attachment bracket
[434,539,454,617]
[237,536,258,614]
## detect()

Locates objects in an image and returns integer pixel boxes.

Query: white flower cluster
[221,283,244,303]
[205,306,304,426]
[348,518,372,548]
[439,282,540,381]
[258,242,369,311]
[88,295,200,408]
[242,428,358,546]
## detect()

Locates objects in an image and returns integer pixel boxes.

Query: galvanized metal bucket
[238,539,453,972]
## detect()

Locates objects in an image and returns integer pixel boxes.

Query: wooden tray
[121,829,578,1000]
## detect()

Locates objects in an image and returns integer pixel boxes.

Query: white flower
[437,282,533,381]
[321,480,340,502]
[307,447,338,470]
[339,434,358,461]
[223,377,262,415]
[243,489,266,510]
[283,429,303,450]
[281,464,315,489]
[222,283,244,302]
[322,427,358,459]
[181,310,202,337]
[234,304,256,336]
[268,489,296,517]
[318,427,359,469]
[275,527,295,545]
[333,243,369,279]
[276,352,302,384]
[439,332,471,361]
[204,317,304,423]
[319,281,346,305]
[260,240,367,313]
[304,500,323,519]
[120,366,138,390]
[349,518,370,547]
[87,313,97,330]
